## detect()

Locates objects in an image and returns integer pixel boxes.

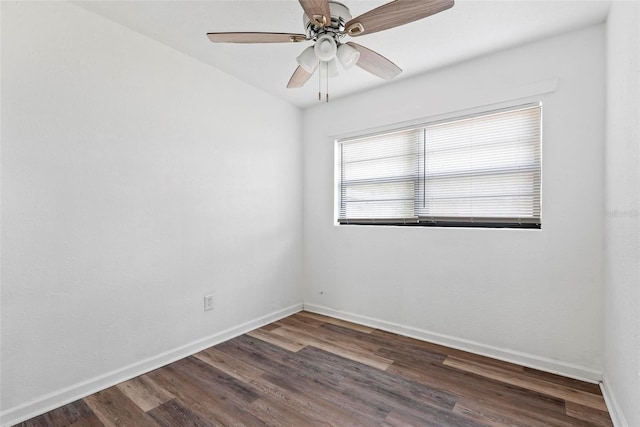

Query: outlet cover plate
[204,295,214,311]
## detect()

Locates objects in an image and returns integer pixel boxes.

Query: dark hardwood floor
[16,311,613,427]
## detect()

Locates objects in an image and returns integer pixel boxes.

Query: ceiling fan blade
[299,0,332,27]
[207,32,307,43]
[347,42,402,80]
[345,0,454,37]
[287,66,315,88]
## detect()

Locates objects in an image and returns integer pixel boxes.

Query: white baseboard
[0,303,303,427]
[601,377,630,427]
[303,303,603,384]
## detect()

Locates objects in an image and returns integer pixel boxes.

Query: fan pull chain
[326,61,329,103]
[318,61,330,103]
[318,64,321,101]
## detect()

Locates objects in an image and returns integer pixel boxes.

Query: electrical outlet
[204,294,214,311]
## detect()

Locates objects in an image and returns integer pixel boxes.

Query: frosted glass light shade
[296,46,318,73]
[314,34,337,62]
[337,43,360,69]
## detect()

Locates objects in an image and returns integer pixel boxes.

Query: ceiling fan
[207,0,454,101]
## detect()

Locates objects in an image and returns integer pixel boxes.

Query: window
[337,104,542,228]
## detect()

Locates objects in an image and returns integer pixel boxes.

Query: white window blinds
[337,104,542,228]
[338,128,421,223]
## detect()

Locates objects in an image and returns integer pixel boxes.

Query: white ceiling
[73,0,611,109]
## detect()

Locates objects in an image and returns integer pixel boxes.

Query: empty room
[1,0,639,426]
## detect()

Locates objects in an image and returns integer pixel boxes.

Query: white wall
[604,2,640,426]
[303,25,606,380]
[0,1,302,424]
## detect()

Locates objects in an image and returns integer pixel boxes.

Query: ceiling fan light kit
[313,34,338,62]
[337,43,360,70]
[207,0,454,102]
[296,46,319,72]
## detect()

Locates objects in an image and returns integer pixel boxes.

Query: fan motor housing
[303,1,352,39]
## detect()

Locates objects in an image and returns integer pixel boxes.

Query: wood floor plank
[83,387,160,427]
[523,367,603,394]
[17,400,96,427]
[385,349,571,426]
[372,329,526,373]
[146,363,267,427]
[246,328,307,352]
[260,322,280,332]
[452,397,584,427]
[195,346,365,426]
[296,311,376,334]
[146,399,214,427]
[317,322,449,368]
[116,375,174,412]
[172,357,259,405]
[277,344,459,420]
[443,356,608,411]
[318,324,451,373]
[247,397,332,427]
[277,313,326,329]
[397,362,602,427]
[311,323,385,353]
[271,324,393,370]
[216,335,391,424]
[216,337,454,425]
[387,358,575,421]
[16,312,613,427]
[376,342,447,366]
[383,407,489,427]
[193,347,267,381]
[565,401,614,427]
[259,322,281,332]
[453,398,530,427]
[67,413,105,427]
[279,321,383,355]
